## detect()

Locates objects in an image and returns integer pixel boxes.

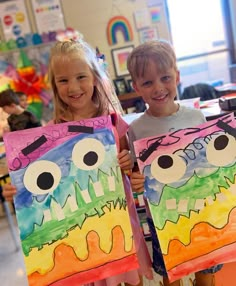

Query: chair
[180,83,221,101]
[0,174,20,252]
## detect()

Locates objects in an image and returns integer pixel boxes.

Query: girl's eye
[58,79,67,83]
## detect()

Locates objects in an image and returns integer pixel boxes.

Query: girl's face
[133,60,180,117]
[53,56,97,118]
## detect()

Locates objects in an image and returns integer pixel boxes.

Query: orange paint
[28,226,137,286]
[165,208,236,270]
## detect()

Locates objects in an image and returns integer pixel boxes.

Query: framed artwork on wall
[111,45,134,77]
[127,79,135,92]
[113,78,128,95]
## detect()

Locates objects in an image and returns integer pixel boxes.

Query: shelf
[118,92,142,102]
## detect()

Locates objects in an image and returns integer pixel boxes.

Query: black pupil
[37,172,54,190]
[83,151,98,166]
[158,155,173,169]
[214,135,229,150]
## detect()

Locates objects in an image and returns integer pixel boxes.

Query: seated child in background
[0,89,41,132]
[15,91,29,110]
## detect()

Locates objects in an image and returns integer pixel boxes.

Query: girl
[3,39,153,286]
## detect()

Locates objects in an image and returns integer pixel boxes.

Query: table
[123,98,236,124]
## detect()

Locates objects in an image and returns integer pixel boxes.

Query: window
[166,0,230,90]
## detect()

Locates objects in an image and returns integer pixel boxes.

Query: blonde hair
[127,40,177,83]
[48,40,122,122]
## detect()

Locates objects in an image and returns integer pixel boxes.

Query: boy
[127,40,223,286]
[15,91,29,110]
[0,89,41,132]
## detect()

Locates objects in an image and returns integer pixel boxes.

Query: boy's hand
[130,171,145,193]
[2,183,17,202]
[118,149,133,171]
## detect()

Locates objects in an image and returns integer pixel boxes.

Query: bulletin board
[31,0,65,34]
[0,0,31,41]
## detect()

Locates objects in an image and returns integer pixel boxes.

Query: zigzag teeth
[194,199,205,210]
[93,181,104,197]
[108,176,115,191]
[81,189,92,203]
[43,209,52,222]
[54,202,65,221]
[67,196,78,212]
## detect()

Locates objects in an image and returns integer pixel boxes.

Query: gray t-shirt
[128,105,206,217]
[128,105,206,160]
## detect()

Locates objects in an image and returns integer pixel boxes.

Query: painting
[133,113,236,282]
[3,115,138,286]
[111,45,134,77]
[113,78,128,95]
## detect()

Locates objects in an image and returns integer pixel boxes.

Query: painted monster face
[134,113,236,282]
[4,116,138,286]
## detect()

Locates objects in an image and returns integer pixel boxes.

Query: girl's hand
[130,171,145,193]
[2,183,17,202]
[117,149,133,171]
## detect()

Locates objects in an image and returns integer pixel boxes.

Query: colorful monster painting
[4,115,138,286]
[133,113,236,282]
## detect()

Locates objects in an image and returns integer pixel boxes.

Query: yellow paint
[25,205,133,275]
[159,178,236,253]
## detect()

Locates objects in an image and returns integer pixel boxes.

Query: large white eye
[23,160,61,195]
[206,134,236,166]
[72,138,105,170]
[151,154,186,184]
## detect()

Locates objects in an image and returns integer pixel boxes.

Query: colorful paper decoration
[134,114,236,282]
[4,115,138,286]
[106,16,133,45]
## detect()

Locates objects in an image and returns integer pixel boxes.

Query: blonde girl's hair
[48,40,123,123]
[127,40,177,83]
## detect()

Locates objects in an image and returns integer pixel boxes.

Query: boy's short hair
[127,40,177,82]
[15,91,27,99]
[0,89,20,107]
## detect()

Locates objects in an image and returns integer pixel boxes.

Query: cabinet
[118,92,146,113]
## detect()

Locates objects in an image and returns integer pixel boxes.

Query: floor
[0,205,235,286]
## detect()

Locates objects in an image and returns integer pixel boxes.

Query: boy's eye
[162,76,171,82]
[142,81,152,87]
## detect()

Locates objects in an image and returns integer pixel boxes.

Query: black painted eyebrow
[217,120,236,138]
[139,138,162,162]
[68,125,94,134]
[22,135,47,156]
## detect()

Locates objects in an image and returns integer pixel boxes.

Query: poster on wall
[31,0,65,34]
[0,0,31,41]
[139,27,158,44]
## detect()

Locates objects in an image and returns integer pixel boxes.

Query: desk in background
[123,98,236,124]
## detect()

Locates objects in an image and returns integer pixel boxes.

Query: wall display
[31,0,65,34]
[127,78,135,92]
[139,27,158,44]
[0,0,31,41]
[111,45,134,77]
[106,16,133,45]
[4,115,138,286]
[133,113,236,282]
[134,9,151,30]
[113,78,128,95]
[150,6,161,22]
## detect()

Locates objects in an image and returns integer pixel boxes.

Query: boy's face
[133,61,180,116]
[19,95,28,109]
